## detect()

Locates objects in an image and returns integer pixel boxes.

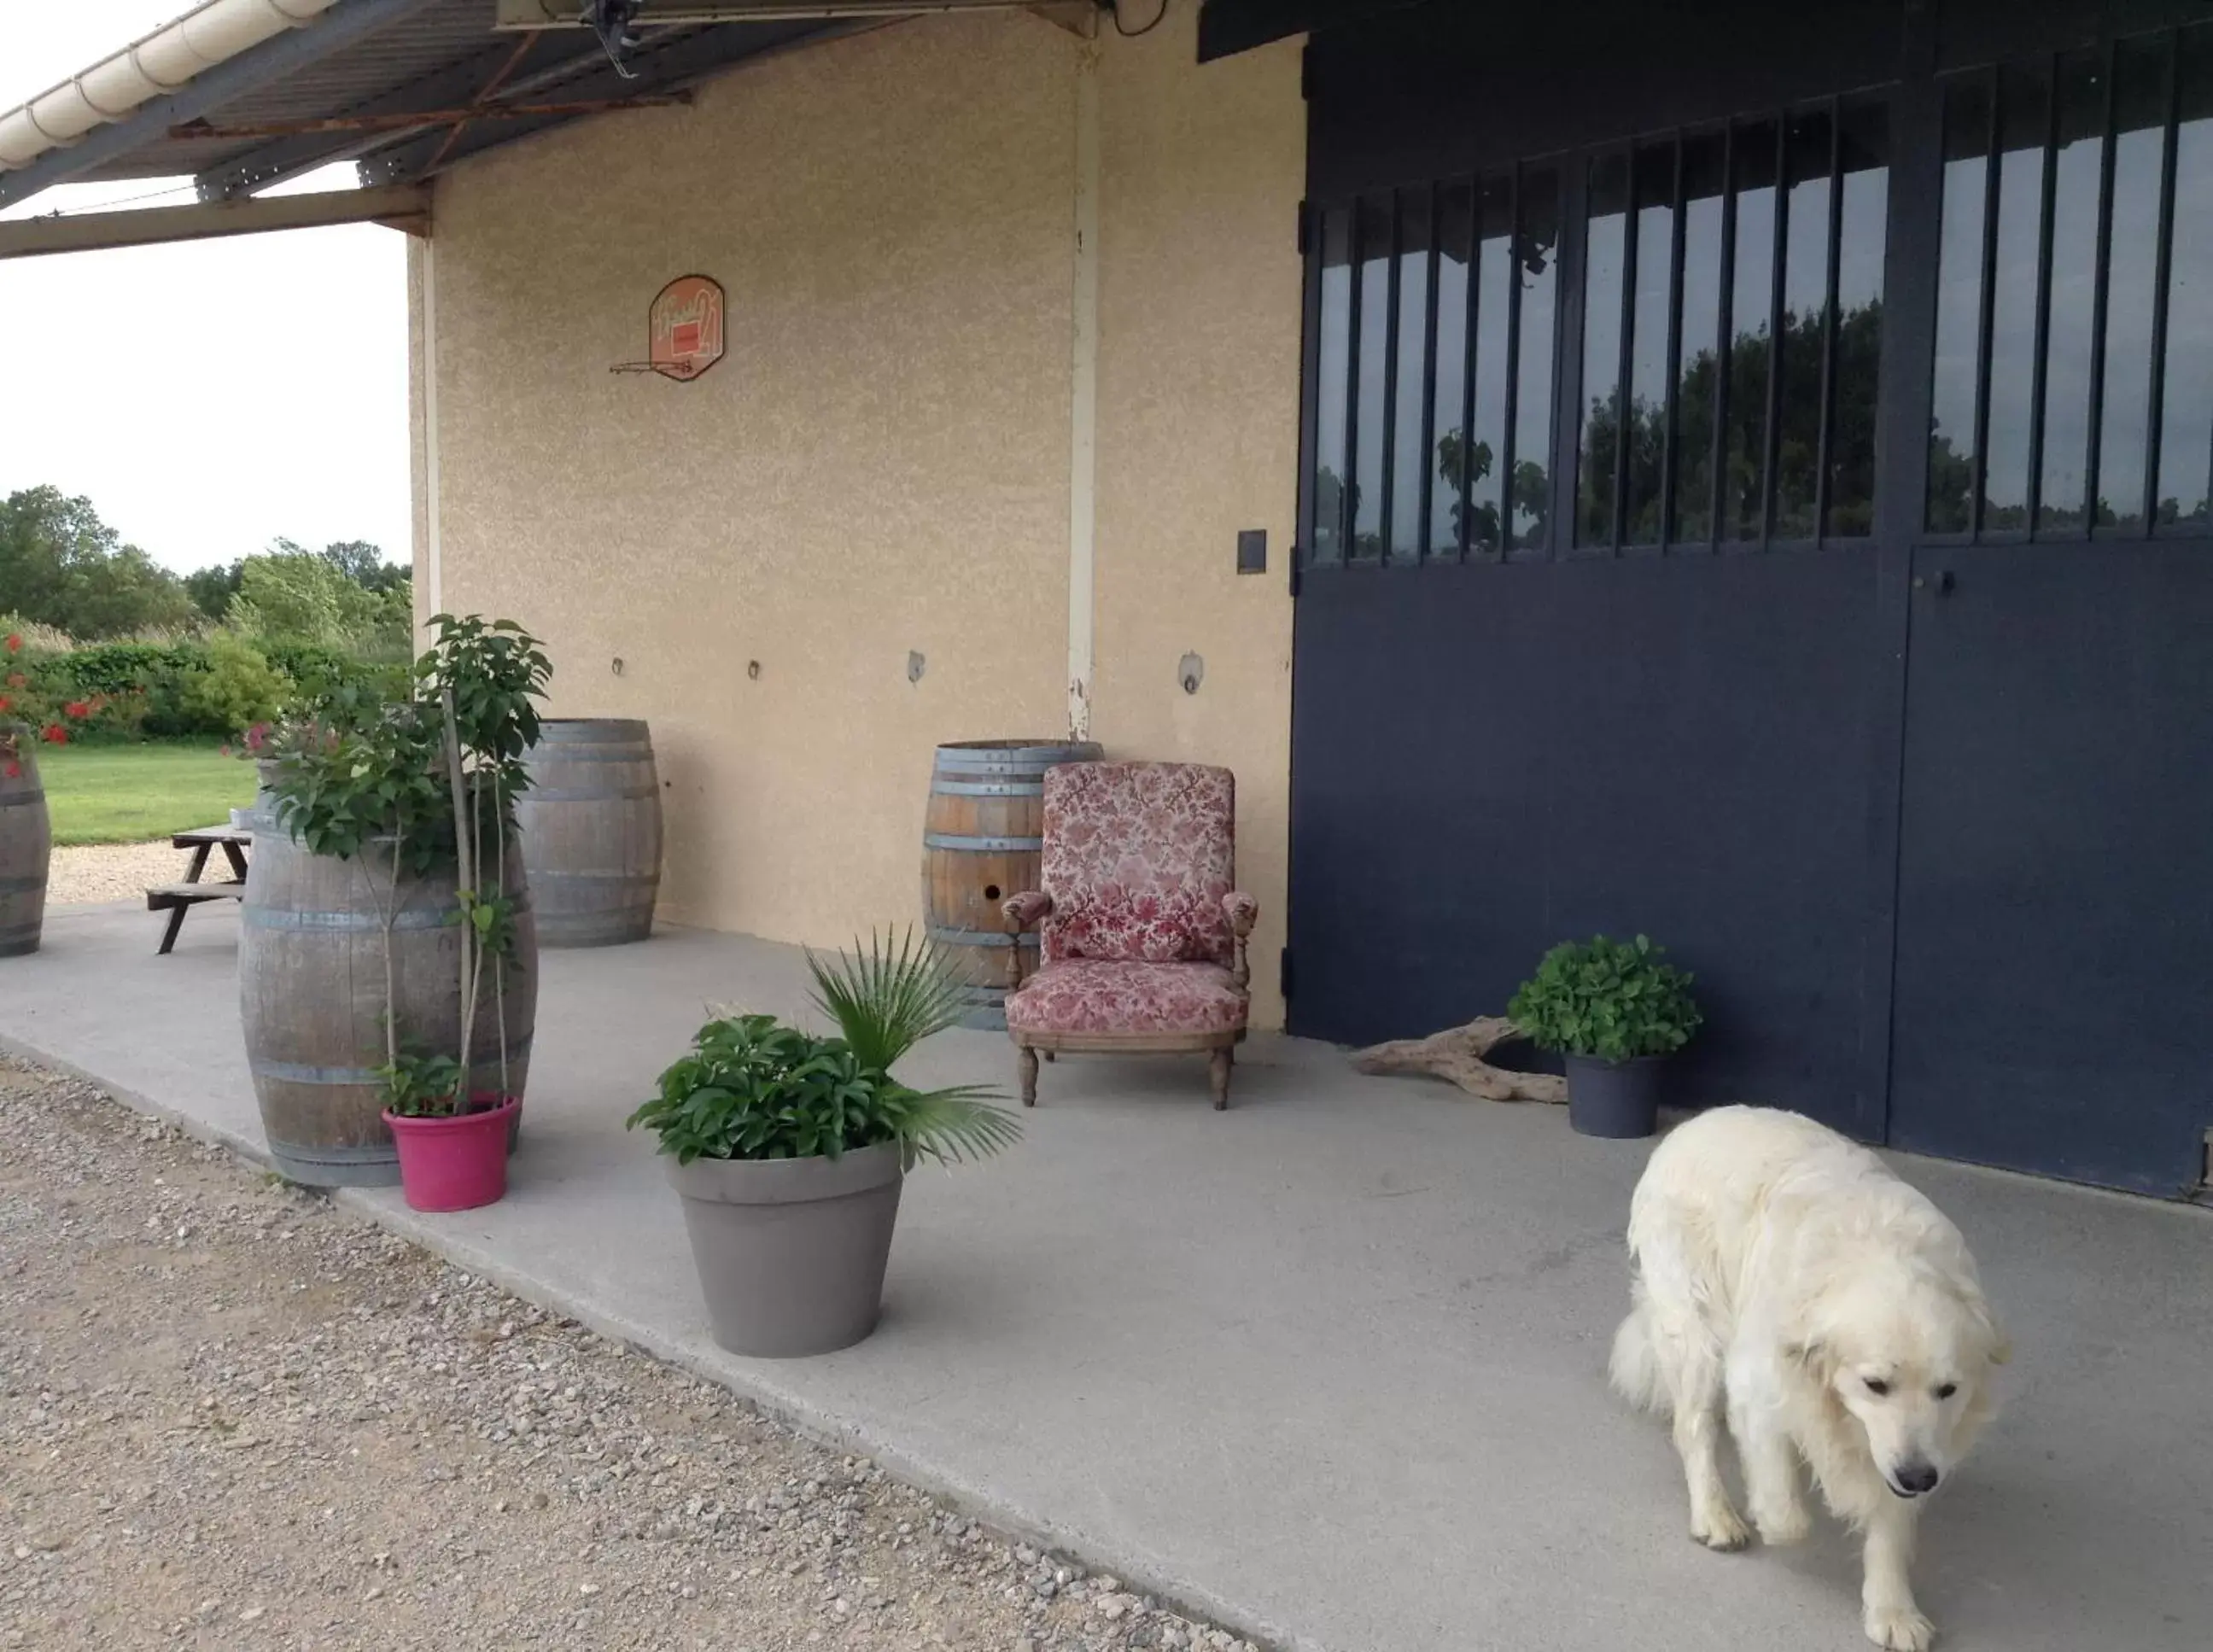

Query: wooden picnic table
[147,825,251,954]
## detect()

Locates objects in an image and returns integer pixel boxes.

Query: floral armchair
[1000,762,1258,1109]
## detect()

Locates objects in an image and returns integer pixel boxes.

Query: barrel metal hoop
[524,750,655,764]
[929,779,1044,797]
[528,870,659,884]
[242,898,533,932]
[0,874,45,894]
[923,832,1042,853]
[252,1035,534,1087]
[522,784,660,803]
[926,925,1039,949]
[0,791,47,808]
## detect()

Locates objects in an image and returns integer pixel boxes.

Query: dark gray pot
[665,1142,905,1358]
[1563,1054,1664,1139]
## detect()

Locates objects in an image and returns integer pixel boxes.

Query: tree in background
[186,538,410,621]
[0,487,196,638]
[226,546,413,662]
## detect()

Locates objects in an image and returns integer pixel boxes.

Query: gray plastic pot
[1562,1054,1664,1139]
[664,1142,905,1358]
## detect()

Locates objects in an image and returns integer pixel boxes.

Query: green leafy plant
[266,614,552,1119]
[178,631,292,736]
[374,1049,469,1119]
[1507,934,1703,1064]
[628,930,1022,1168]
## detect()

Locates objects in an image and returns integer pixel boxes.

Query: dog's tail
[1608,1289,1671,1417]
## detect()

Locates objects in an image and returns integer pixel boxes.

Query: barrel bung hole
[984,884,1001,901]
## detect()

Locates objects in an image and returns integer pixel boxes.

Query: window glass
[1773,107,1834,540]
[1625,143,1677,544]
[1578,151,1631,546]
[1390,188,1433,560]
[1928,79,1991,534]
[1312,206,1352,563]
[1673,132,1727,543]
[2099,36,2169,531]
[1352,195,1392,559]
[1513,166,1562,550]
[2158,23,2213,528]
[1429,182,1473,555]
[1826,100,1889,539]
[2037,49,2105,532]
[1984,61,2051,532]
[1724,120,1778,541]
[1467,175,1515,553]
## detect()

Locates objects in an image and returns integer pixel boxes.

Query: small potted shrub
[1508,933,1702,1139]
[628,931,1021,1357]
[265,616,550,1207]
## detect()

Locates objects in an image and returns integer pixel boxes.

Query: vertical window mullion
[1815,98,1844,540]
[1418,182,1441,561]
[1379,193,1402,563]
[2084,38,2119,534]
[1971,69,2002,539]
[2025,53,2061,535]
[1760,118,1790,546]
[1661,136,1687,546]
[1712,125,1737,546]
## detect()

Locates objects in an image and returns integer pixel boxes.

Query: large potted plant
[1508,933,1702,1139]
[628,931,1022,1357]
[254,616,550,1206]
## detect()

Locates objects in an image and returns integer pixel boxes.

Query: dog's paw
[1754,1501,1812,1546]
[1691,1503,1753,1552]
[1864,1602,1936,1651]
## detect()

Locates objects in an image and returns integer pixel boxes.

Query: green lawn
[32,742,256,846]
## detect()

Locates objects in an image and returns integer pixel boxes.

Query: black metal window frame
[1922,24,2213,546]
[1299,90,1902,571]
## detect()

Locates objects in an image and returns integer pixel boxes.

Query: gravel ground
[0,1057,1257,1652]
[44,844,201,907]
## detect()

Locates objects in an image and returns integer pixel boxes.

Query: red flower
[3,634,19,654]
[0,697,10,714]
[39,723,67,744]
[62,700,91,720]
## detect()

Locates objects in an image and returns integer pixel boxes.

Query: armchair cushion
[1042,762,1237,966]
[1005,959,1247,1037]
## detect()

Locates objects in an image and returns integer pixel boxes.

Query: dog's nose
[1890,1461,1941,1497]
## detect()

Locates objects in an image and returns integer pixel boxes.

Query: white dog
[1611,1106,2008,1651]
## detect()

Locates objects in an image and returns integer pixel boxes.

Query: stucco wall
[417,9,1304,1024]
[1092,8,1303,1025]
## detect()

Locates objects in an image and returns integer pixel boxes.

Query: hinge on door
[1300,40,1314,101]
[1278,946,1293,1001]
[1288,554,1302,598]
[1295,198,1311,256]
[2196,1129,2213,1205]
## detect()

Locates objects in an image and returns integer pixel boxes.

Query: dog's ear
[1987,1323,2012,1367]
[1783,1337,1831,1376]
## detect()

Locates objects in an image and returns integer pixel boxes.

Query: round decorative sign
[646,274,725,382]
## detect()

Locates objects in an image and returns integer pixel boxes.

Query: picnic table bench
[148,825,251,954]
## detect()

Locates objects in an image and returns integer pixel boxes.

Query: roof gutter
[0,0,341,176]
[0,0,447,210]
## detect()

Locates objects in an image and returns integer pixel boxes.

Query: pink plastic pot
[383,1095,520,1213]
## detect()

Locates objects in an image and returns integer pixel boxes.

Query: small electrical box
[1236,528,1267,574]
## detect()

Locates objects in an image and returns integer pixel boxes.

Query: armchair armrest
[1223,892,1258,990]
[1001,890,1053,990]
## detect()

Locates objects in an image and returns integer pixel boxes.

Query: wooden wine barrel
[239,832,537,1188]
[0,730,50,957]
[923,738,1101,1030]
[515,719,663,948]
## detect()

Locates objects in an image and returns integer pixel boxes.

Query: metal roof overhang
[0,0,1094,219]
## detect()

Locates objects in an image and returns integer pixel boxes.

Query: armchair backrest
[1039,762,1235,966]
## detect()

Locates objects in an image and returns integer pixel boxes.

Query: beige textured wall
[419,10,1305,1024]
[1092,8,1303,1025]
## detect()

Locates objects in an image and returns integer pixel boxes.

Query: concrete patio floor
[3,900,2209,1652]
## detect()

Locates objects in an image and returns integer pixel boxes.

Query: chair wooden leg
[1208,1047,1232,1111]
[1019,1045,1039,1107]
[1042,1050,1055,1062]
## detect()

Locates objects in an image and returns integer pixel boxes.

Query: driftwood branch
[1351,1015,1567,1105]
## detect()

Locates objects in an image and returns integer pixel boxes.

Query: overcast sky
[0,1,410,574]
